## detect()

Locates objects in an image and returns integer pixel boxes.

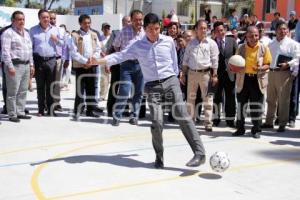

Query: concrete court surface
[0,77,299,200]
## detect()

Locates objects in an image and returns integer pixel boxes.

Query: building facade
[254,0,300,21]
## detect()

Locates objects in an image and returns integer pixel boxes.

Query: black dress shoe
[93,107,104,113]
[154,156,164,169]
[24,109,29,114]
[129,118,138,125]
[226,121,235,128]
[17,115,32,119]
[274,118,279,125]
[261,123,274,129]
[54,105,63,112]
[86,111,100,118]
[186,155,206,167]
[205,126,213,132]
[251,127,261,139]
[112,118,120,126]
[1,109,7,114]
[277,125,285,132]
[213,119,220,127]
[232,128,245,136]
[9,117,20,123]
[167,112,175,122]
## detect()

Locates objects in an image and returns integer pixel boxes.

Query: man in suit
[234,26,272,139]
[213,21,237,127]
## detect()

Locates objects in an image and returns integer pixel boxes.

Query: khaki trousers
[266,71,293,126]
[100,66,110,99]
[187,70,213,126]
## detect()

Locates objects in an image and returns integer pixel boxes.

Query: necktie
[219,39,224,54]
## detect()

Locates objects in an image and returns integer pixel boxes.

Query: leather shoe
[24,109,29,114]
[186,155,206,167]
[261,123,274,129]
[9,117,20,123]
[17,115,31,119]
[112,118,120,126]
[154,156,164,169]
[232,128,245,136]
[54,105,63,112]
[226,121,235,128]
[277,125,285,132]
[205,126,213,132]
[251,127,261,139]
[93,106,104,113]
[86,111,100,118]
[129,118,138,125]
[213,119,220,127]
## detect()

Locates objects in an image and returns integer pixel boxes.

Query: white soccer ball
[209,152,230,172]
[228,55,245,73]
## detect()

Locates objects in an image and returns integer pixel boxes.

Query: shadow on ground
[30,154,200,177]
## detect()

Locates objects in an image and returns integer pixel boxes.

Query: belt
[33,54,56,61]
[190,68,210,73]
[56,56,61,59]
[269,68,288,72]
[11,59,30,65]
[126,59,139,64]
[146,76,174,85]
[245,73,257,77]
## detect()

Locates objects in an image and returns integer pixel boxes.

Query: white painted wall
[0,6,122,32]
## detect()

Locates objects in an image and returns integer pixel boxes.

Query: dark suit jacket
[105,30,120,54]
[215,36,238,81]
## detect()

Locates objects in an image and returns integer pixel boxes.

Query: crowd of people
[0,8,300,168]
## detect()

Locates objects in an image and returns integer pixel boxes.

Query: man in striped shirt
[1,11,34,122]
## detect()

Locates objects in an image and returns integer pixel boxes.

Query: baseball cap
[102,23,110,29]
[290,11,296,16]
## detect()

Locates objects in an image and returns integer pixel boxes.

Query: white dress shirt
[260,36,272,47]
[182,37,219,70]
[68,29,102,64]
[106,34,178,83]
[268,36,300,76]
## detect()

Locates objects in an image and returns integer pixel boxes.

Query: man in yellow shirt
[234,26,272,139]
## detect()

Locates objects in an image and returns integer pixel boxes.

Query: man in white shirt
[99,23,111,101]
[67,14,102,119]
[181,19,219,132]
[256,22,272,46]
[262,21,300,132]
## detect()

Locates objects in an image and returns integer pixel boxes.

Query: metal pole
[195,0,197,21]
[125,0,128,15]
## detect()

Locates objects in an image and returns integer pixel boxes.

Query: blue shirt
[106,34,178,83]
[295,21,300,43]
[29,24,63,57]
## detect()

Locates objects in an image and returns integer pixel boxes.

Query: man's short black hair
[38,9,49,18]
[275,20,288,30]
[79,14,91,24]
[213,21,224,30]
[143,13,159,28]
[11,11,24,20]
[130,9,143,18]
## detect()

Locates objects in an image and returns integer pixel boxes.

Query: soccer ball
[209,152,230,172]
[228,55,245,73]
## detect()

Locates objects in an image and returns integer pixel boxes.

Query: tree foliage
[3,0,22,7]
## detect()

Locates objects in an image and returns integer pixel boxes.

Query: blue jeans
[289,74,299,122]
[114,60,144,120]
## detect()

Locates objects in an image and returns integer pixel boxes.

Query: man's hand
[179,72,186,85]
[30,66,35,77]
[105,66,110,74]
[211,76,218,86]
[278,62,290,71]
[8,67,16,76]
[63,60,69,69]
[50,34,59,43]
